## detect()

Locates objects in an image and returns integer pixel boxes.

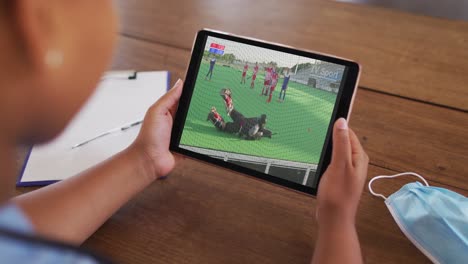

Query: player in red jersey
[206,107,226,131]
[241,62,249,85]
[220,88,234,115]
[250,62,259,89]
[261,66,273,96]
[211,107,222,121]
[267,69,279,103]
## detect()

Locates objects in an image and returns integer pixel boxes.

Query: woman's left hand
[131,79,184,180]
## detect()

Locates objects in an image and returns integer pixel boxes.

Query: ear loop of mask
[368,172,430,200]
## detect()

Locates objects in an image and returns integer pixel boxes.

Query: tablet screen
[177,34,351,190]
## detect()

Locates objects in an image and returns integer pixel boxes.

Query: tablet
[170,29,360,195]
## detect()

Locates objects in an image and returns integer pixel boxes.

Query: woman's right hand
[315,118,369,227]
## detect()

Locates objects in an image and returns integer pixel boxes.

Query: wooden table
[17,0,468,263]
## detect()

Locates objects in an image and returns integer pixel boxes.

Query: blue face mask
[368,172,468,264]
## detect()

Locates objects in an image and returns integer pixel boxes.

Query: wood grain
[112,36,468,190]
[113,0,468,111]
[15,154,465,263]
[81,157,466,264]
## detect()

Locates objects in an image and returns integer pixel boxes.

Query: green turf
[180,61,337,164]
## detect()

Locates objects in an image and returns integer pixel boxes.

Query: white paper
[20,71,169,184]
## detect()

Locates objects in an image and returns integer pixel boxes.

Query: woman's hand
[311,118,368,264]
[130,79,184,180]
[316,118,369,227]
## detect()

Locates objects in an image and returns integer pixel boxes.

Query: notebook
[17,71,170,186]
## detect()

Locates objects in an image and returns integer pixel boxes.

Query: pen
[121,120,143,131]
[71,120,143,149]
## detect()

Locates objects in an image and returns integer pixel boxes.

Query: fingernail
[174,78,182,88]
[336,118,348,130]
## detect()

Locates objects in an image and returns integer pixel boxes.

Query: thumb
[154,79,183,116]
[331,118,352,167]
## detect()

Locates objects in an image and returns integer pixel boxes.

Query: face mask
[368,172,468,264]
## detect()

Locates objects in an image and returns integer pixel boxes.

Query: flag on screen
[209,43,225,55]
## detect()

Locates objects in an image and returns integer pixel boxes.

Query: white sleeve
[248,125,259,137]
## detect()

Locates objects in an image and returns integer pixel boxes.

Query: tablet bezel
[170,29,360,195]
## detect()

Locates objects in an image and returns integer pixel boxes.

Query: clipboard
[17,71,171,187]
